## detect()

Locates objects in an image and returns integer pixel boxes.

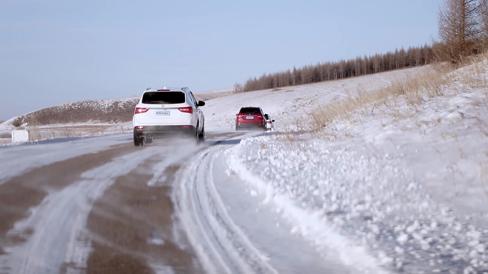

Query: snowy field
[202,67,430,132]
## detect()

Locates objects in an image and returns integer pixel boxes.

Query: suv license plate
[246,115,254,119]
[156,110,170,116]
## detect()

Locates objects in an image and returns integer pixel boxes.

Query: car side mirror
[264,114,269,120]
[197,100,205,107]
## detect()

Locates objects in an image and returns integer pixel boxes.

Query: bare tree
[480,0,488,43]
[439,0,481,62]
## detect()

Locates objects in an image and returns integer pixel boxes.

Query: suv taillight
[178,107,193,114]
[134,107,149,114]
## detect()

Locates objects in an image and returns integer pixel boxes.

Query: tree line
[241,46,434,92]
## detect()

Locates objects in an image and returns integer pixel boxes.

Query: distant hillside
[10,98,138,127]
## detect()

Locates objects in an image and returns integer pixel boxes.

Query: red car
[235,107,269,130]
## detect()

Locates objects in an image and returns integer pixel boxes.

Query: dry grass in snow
[308,66,451,131]
[308,53,488,132]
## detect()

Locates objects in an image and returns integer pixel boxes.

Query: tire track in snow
[1,147,161,274]
[0,143,132,251]
[174,146,278,274]
[85,152,203,274]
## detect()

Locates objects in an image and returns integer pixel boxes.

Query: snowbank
[226,61,488,273]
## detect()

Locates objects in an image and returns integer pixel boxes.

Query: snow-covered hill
[225,57,488,273]
[3,98,138,128]
[0,98,139,142]
[202,66,430,132]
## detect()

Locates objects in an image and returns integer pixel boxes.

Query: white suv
[132,87,205,146]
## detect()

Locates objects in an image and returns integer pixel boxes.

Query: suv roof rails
[144,86,191,92]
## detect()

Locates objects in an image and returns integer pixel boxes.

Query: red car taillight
[134,107,149,114]
[178,107,193,114]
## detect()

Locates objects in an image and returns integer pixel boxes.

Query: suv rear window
[142,92,185,104]
[239,107,261,115]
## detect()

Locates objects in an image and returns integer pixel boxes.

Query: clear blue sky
[0,0,443,120]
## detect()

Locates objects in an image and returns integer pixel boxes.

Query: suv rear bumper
[134,125,195,138]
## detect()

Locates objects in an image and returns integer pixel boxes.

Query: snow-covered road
[2,131,359,274]
[4,148,159,274]
[4,130,349,274]
[0,133,229,274]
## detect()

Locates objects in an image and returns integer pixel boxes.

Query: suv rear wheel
[133,131,143,147]
[198,125,205,143]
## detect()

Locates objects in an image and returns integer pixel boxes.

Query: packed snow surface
[3,149,157,274]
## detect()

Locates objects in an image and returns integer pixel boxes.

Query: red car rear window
[239,107,261,115]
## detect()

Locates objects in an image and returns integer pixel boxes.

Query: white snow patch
[227,147,388,274]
